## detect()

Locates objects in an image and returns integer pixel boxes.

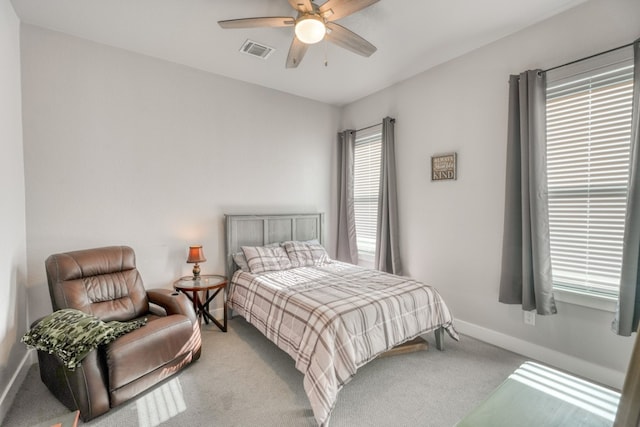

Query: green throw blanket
[22,308,147,370]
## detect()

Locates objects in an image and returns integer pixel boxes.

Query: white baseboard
[0,349,36,424]
[455,319,626,390]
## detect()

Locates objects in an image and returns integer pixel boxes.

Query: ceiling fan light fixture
[294,15,326,44]
[218,0,379,68]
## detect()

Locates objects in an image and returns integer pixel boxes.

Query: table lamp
[187,245,206,279]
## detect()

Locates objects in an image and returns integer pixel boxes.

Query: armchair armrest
[147,288,202,361]
[147,288,197,324]
[37,348,109,421]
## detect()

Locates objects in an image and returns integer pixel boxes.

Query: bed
[224,213,458,426]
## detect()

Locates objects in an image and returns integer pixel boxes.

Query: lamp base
[192,263,201,279]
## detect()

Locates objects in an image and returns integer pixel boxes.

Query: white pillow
[232,252,250,272]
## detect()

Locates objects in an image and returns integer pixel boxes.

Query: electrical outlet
[523,310,536,326]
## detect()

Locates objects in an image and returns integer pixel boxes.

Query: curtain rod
[543,39,636,73]
[356,118,395,133]
[356,123,380,132]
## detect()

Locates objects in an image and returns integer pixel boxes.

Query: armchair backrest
[45,246,149,322]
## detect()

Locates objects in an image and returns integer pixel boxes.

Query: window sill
[553,288,617,313]
[357,259,374,269]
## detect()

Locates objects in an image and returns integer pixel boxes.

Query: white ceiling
[11,0,587,106]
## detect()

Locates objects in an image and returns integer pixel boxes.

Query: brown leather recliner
[38,245,201,421]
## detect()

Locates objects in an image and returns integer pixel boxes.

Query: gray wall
[0,0,28,422]
[340,0,640,388]
[20,24,340,319]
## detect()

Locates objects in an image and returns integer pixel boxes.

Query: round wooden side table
[173,274,227,332]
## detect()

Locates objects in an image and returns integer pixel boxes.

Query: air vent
[239,40,275,59]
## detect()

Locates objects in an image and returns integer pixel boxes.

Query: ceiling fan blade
[286,36,309,68]
[320,0,379,21]
[218,17,295,29]
[288,0,314,13]
[325,22,376,57]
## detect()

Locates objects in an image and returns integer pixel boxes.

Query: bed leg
[435,327,445,351]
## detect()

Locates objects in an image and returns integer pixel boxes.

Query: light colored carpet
[4,317,525,426]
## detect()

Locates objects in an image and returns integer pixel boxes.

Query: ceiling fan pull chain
[324,37,328,67]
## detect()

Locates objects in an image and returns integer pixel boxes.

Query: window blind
[354,124,382,259]
[546,51,634,298]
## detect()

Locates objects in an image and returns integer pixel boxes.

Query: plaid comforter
[228,261,458,426]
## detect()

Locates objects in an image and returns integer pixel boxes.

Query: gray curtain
[499,70,557,315]
[375,117,402,275]
[336,130,358,264]
[614,40,640,337]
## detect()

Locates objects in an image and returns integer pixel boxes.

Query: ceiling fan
[218,0,379,68]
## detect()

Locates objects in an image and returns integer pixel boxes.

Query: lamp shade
[294,15,326,44]
[187,246,206,263]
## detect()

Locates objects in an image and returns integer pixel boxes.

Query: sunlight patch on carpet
[136,378,187,427]
[511,362,619,421]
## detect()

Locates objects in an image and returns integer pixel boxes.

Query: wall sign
[431,153,457,181]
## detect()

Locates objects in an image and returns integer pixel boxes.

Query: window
[353,124,382,265]
[546,47,634,299]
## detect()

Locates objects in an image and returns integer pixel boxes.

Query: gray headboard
[224,213,325,279]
